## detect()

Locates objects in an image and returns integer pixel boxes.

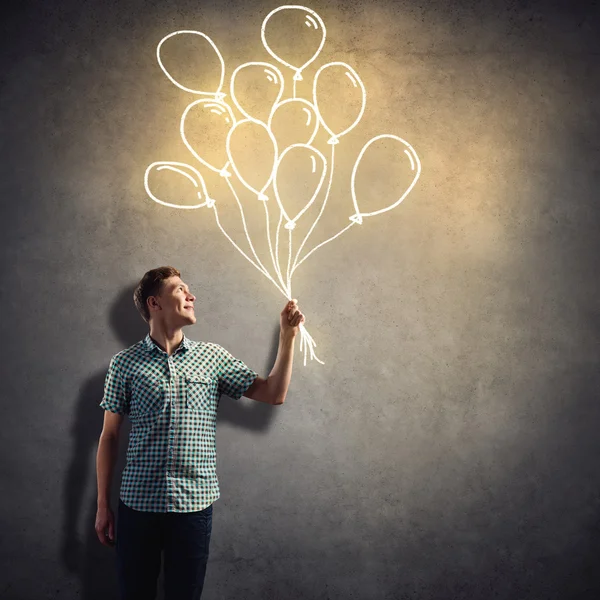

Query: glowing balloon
[261,6,326,82]
[313,62,366,144]
[226,119,278,200]
[180,98,236,176]
[350,134,421,224]
[157,30,226,99]
[268,98,319,149]
[144,161,214,210]
[273,144,326,230]
[230,62,284,124]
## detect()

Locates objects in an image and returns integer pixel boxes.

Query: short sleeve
[215,345,258,401]
[99,355,130,415]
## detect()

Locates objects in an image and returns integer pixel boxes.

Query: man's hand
[95,505,116,547]
[280,299,305,338]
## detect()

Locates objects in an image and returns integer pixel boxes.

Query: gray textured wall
[1,0,599,599]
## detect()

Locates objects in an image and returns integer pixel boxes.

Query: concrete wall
[1,0,599,598]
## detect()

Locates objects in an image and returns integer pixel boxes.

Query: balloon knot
[205,197,216,208]
[293,72,303,81]
[349,214,363,225]
[284,221,296,230]
[327,137,340,145]
[258,193,268,202]
[219,167,231,178]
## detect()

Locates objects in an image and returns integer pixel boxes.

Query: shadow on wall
[59,282,281,600]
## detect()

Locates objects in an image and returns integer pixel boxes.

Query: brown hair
[133,266,181,323]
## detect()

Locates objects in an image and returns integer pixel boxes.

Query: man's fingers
[283,300,303,327]
[95,516,115,547]
[96,527,110,546]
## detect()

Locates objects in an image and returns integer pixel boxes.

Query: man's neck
[148,325,184,357]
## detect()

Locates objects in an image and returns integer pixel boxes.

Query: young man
[95,266,304,600]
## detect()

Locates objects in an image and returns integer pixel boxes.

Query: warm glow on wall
[144,4,422,365]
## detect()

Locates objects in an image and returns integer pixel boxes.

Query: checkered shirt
[99,333,258,512]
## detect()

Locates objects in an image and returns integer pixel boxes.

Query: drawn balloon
[350,134,421,224]
[144,162,214,210]
[268,98,320,149]
[226,119,278,200]
[261,5,326,84]
[313,62,366,144]
[181,98,236,177]
[273,144,327,230]
[157,30,226,99]
[230,62,285,125]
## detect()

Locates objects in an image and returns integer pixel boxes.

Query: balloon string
[212,204,288,299]
[291,143,336,275]
[262,199,290,296]
[281,224,324,364]
[222,180,325,364]
[273,228,326,364]
[293,221,356,277]
[299,323,324,366]
[286,226,293,294]
[225,177,277,284]
[274,209,285,289]
[213,203,323,363]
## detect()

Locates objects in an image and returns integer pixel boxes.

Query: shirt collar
[144,332,192,355]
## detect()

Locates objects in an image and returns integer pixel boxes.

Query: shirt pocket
[186,373,213,412]
[131,375,167,416]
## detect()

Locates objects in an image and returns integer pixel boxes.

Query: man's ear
[147,296,160,313]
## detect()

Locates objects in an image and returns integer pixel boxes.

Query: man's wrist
[280,330,297,342]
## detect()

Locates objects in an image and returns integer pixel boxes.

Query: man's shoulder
[193,340,227,355]
[183,339,222,358]
[110,339,146,370]
[196,340,219,350]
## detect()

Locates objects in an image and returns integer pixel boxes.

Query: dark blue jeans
[116,498,213,600]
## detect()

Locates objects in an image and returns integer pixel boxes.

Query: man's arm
[244,300,304,405]
[96,411,124,508]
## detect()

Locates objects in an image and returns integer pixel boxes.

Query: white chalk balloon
[313,62,366,144]
[226,119,278,200]
[144,162,214,210]
[268,98,320,149]
[157,30,226,99]
[180,98,237,177]
[350,134,421,224]
[273,144,327,230]
[261,5,326,82]
[230,62,285,124]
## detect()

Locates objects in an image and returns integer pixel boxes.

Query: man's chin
[178,314,196,326]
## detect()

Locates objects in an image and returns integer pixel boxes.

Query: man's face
[151,276,196,327]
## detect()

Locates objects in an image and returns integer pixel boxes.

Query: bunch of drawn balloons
[144,5,421,365]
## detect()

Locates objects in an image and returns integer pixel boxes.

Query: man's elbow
[265,377,286,405]
[270,388,287,405]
